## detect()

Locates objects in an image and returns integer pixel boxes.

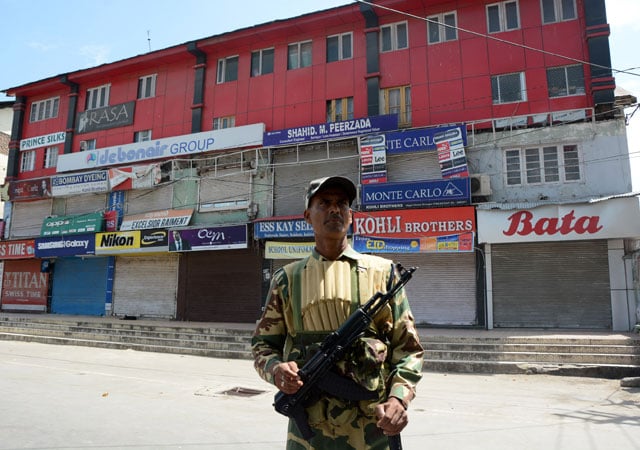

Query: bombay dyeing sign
[476,197,640,244]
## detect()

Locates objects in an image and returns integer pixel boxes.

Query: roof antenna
[147,30,151,52]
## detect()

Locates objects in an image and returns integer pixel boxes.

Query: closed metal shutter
[112,255,178,319]
[10,200,52,238]
[387,152,441,182]
[199,171,250,211]
[389,252,477,326]
[65,193,107,215]
[125,185,173,214]
[273,140,359,216]
[50,257,109,315]
[178,248,262,322]
[491,241,611,328]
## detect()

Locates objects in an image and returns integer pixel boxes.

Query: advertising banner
[263,114,398,146]
[76,101,135,134]
[35,234,96,258]
[361,178,471,211]
[41,212,103,236]
[109,164,161,191]
[253,216,314,239]
[51,171,109,196]
[352,233,474,253]
[360,134,387,185]
[0,259,48,311]
[94,229,168,254]
[385,125,467,155]
[9,178,52,201]
[0,239,36,259]
[120,209,193,231]
[434,127,469,178]
[168,225,247,251]
[264,241,315,259]
[20,131,66,151]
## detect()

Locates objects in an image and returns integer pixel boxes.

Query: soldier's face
[304,187,352,239]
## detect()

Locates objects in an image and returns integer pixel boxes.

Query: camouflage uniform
[252,246,424,450]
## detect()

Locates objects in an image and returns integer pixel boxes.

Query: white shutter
[10,200,52,238]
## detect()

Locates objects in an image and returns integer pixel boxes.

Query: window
[326,97,354,122]
[491,72,526,104]
[138,74,157,99]
[251,48,274,77]
[217,56,239,83]
[326,32,353,62]
[487,1,520,33]
[213,116,235,130]
[547,65,585,97]
[428,12,458,44]
[44,146,59,169]
[86,84,110,110]
[288,41,312,69]
[541,0,576,23]
[505,144,581,186]
[134,130,152,142]
[380,86,411,127]
[20,150,36,172]
[79,139,96,151]
[381,22,408,52]
[29,97,60,123]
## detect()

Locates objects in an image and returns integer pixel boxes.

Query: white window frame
[547,65,585,97]
[134,130,152,142]
[505,144,582,186]
[491,72,527,104]
[213,116,236,130]
[86,84,110,110]
[79,139,96,152]
[326,32,353,62]
[541,0,577,23]
[251,48,275,77]
[326,97,354,122]
[30,97,60,123]
[428,12,458,44]
[380,86,412,127]
[487,1,520,33]
[217,56,239,83]
[20,150,36,172]
[138,74,157,99]
[380,21,408,52]
[44,146,59,169]
[288,41,312,70]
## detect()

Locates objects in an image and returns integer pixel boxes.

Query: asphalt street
[0,340,638,450]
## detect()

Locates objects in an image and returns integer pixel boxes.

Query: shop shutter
[65,193,107,215]
[10,200,52,238]
[198,171,251,212]
[125,184,173,214]
[112,255,178,318]
[491,241,611,328]
[387,152,442,182]
[50,257,109,315]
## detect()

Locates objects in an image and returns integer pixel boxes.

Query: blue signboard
[263,114,399,147]
[361,178,471,211]
[385,125,467,155]
[253,217,314,239]
[169,225,247,251]
[35,233,96,258]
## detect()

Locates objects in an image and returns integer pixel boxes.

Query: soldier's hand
[274,361,303,394]
[375,397,408,436]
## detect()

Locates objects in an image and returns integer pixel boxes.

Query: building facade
[2,0,638,330]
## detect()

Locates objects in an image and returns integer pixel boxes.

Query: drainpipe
[188,42,207,133]
[60,75,79,154]
[6,96,26,180]
[359,2,380,118]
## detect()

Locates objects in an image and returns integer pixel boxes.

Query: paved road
[0,340,638,450]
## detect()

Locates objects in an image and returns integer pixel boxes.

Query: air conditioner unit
[470,174,492,197]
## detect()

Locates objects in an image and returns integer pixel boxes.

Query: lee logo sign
[477,197,640,244]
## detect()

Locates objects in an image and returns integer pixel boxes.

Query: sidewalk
[1,339,638,450]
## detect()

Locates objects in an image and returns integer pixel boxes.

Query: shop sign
[57,123,265,172]
[360,134,387,185]
[0,239,36,259]
[0,259,48,311]
[353,206,475,239]
[477,197,640,244]
[120,209,193,231]
[35,234,95,258]
[9,178,51,201]
[253,216,314,239]
[265,241,315,259]
[76,101,135,134]
[51,171,109,196]
[434,127,469,178]
[41,212,103,236]
[263,114,398,146]
[385,125,467,155]
[353,232,474,253]
[94,229,168,255]
[20,131,66,151]
[361,178,470,211]
[169,225,247,251]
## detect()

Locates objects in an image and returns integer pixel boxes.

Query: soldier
[252,176,424,449]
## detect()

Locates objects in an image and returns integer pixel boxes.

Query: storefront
[477,197,640,331]
[0,239,46,312]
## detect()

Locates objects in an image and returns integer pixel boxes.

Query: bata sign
[477,197,640,244]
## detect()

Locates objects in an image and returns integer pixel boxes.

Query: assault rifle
[273,264,416,450]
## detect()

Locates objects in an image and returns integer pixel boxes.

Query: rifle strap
[316,370,378,401]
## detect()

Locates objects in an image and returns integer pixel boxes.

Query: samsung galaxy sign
[57,124,265,172]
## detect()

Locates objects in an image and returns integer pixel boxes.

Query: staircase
[1,314,639,379]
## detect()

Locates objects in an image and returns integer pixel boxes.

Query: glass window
[251,48,274,77]
[288,41,312,70]
[563,145,581,181]
[327,33,353,62]
[213,116,236,130]
[326,97,354,122]
[29,97,60,123]
[217,56,239,83]
[428,12,458,44]
[547,65,585,97]
[380,22,408,52]
[380,86,411,127]
[505,149,522,185]
[505,145,581,186]
[134,130,152,142]
[492,72,526,104]
[137,74,157,99]
[86,84,110,110]
[44,146,59,169]
[487,1,520,33]
[20,150,36,172]
[79,139,96,152]
[542,0,576,23]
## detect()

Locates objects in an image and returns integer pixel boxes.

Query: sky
[1,0,638,153]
